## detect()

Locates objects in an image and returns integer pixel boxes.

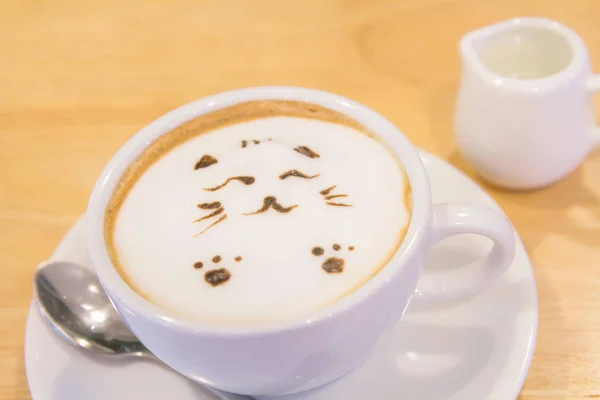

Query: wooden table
[2,0,599,398]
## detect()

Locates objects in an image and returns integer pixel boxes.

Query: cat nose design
[244,196,298,215]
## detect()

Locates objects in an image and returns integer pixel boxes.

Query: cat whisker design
[279,170,320,180]
[197,201,222,209]
[193,215,227,237]
[193,202,227,236]
[193,207,224,222]
[243,196,298,215]
[319,185,352,207]
[324,194,347,200]
[204,176,255,192]
[320,186,336,196]
[326,202,352,207]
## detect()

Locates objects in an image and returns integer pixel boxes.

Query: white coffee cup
[456,17,600,190]
[87,87,516,396]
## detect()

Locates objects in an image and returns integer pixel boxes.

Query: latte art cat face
[192,142,351,238]
[106,101,411,324]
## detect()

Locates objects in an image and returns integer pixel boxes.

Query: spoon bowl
[34,260,147,357]
[33,260,249,400]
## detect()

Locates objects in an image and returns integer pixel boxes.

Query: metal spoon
[33,260,251,400]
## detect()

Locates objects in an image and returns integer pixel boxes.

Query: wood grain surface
[1,0,600,399]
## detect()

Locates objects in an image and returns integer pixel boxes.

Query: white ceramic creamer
[455,17,600,190]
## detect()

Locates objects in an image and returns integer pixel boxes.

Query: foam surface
[111,116,410,323]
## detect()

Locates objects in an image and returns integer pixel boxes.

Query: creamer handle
[586,75,600,148]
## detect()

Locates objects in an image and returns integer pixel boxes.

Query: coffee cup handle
[412,203,515,304]
[586,75,600,148]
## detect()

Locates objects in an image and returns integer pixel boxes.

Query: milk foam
[111,116,410,322]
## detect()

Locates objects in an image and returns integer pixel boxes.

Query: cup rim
[86,86,431,336]
[459,17,589,93]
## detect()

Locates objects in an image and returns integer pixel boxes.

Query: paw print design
[311,244,355,274]
[193,255,243,286]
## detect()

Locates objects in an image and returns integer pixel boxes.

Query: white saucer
[25,151,538,400]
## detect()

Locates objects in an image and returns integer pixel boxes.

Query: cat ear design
[294,146,320,159]
[194,155,218,170]
[240,139,268,148]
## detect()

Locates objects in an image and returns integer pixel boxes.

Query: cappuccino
[105,100,411,323]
